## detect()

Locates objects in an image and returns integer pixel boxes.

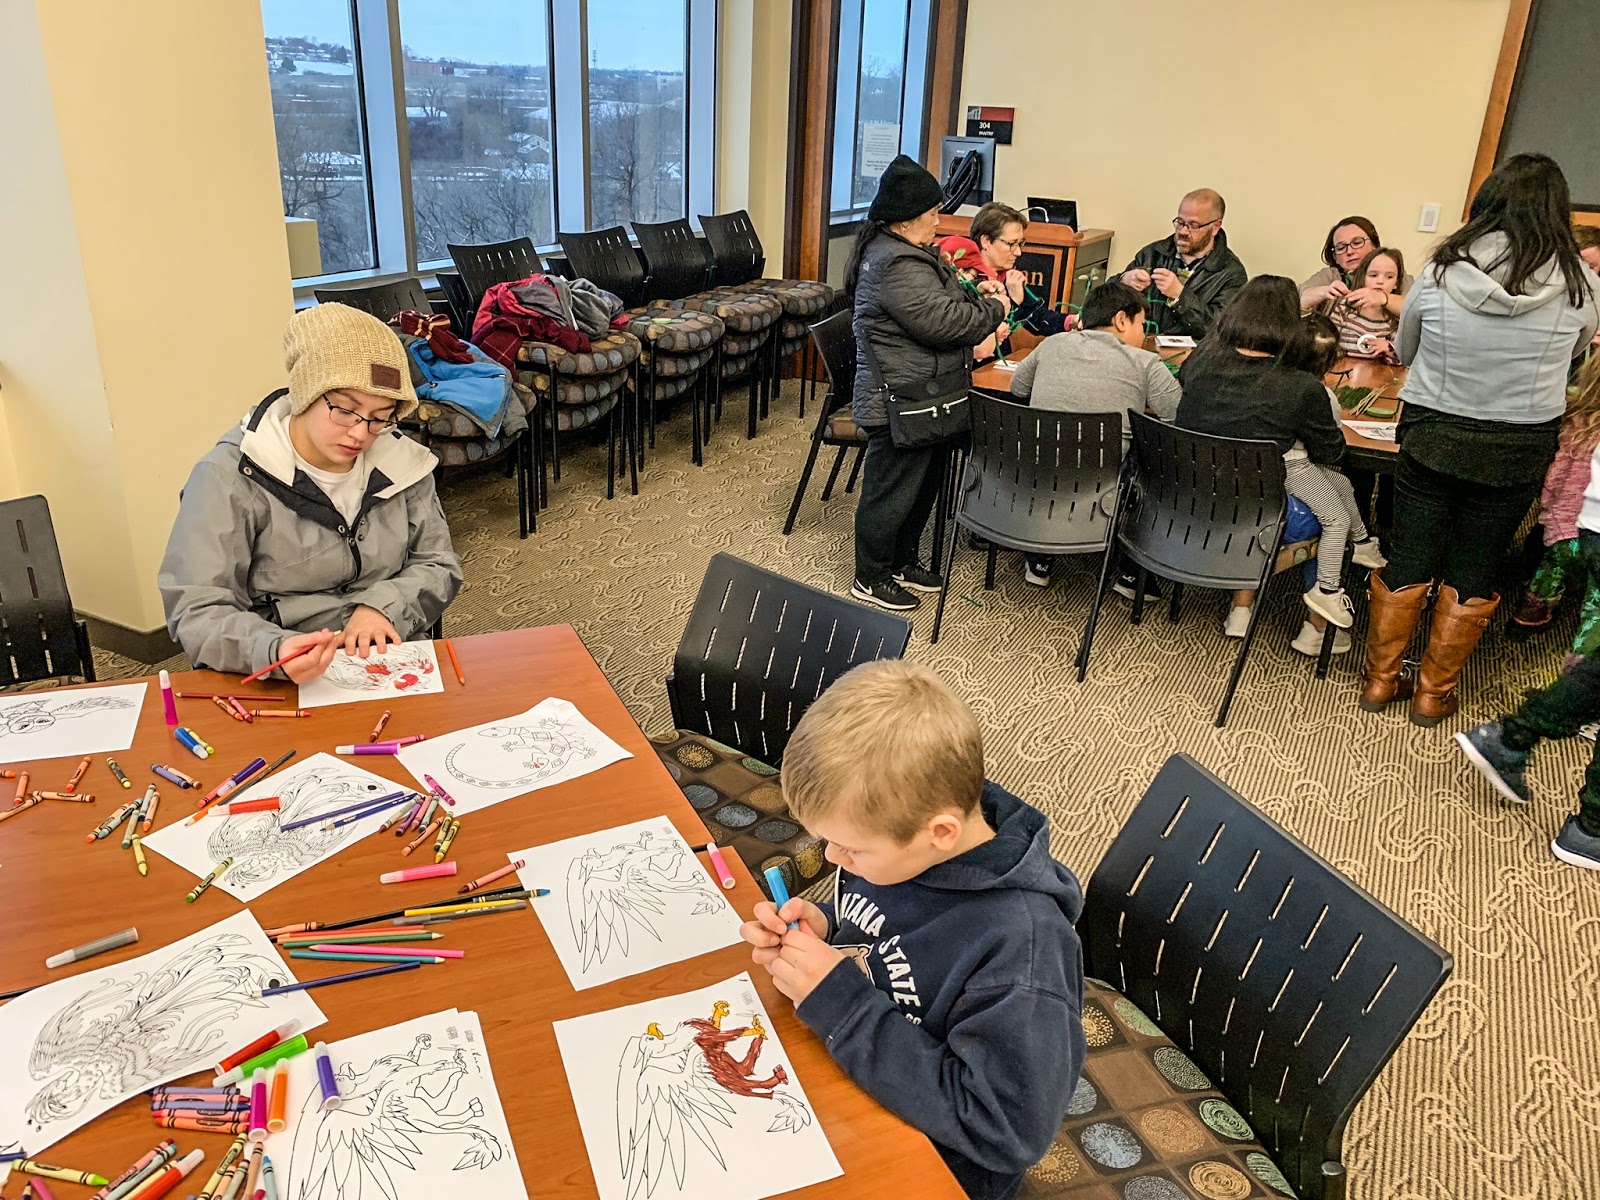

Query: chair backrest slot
[0,496,92,684]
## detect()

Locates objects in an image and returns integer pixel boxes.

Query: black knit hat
[868,155,945,224]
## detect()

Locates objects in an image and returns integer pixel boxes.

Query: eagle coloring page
[0,683,147,763]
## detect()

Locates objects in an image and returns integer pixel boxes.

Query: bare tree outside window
[850,0,909,207]
[587,1,687,229]
[263,2,375,275]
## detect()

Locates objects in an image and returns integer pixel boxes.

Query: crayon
[250,710,309,718]
[434,817,460,863]
[444,638,465,684]
[422,773,457,808]
[64,755,91,793]
[0,793,42,823]
[121,799,144,849]
[260,1156,278,1200]
[92,1140,175,1200]
[227,697,254,724]
[37,791,95,802]
[132,835,148,876]
[216,1021,301,1074]
[151,764,197,789]
[186,857,234,903]
[149,1100,248,1114]
[194,1137,246,1200]
[124,1147,204,1200]
[153,1114,250,1134]
[47,926,139,968]
[369,710,391,741]
[393,794,427,837]
[159,669,179,727]
[106,759,133,789]
[257,960,421,998]
[140,787,160,833]
[12,1160,109,1187]
[241,1145,263,1200]
[459,860,524,893]
[213,695,244,722]
[89,800,140,842]
[12,770,30,805]
[402,818,443,857]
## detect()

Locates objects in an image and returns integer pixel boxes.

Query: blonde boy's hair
[781,660,983,844]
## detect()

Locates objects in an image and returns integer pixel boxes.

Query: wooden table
[972,334,1407,464]
[0,628,964,1199]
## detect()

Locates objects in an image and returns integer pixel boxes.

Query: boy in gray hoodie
[741,660,1084,1200]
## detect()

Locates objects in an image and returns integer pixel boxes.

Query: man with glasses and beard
[1119,188,1248,337]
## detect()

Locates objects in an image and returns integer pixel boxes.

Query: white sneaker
[1290,619,1352,656]
[1223,606,1251,638]
[1351,538,1388,570]
[1304,586,1355,629]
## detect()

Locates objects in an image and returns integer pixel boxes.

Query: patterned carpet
[95,382,1600,1200]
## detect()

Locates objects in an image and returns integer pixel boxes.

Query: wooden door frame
[1466,0,1537,218]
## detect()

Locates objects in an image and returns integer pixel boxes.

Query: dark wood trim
[921,0,968,167]
[783,0,841,282]
[1467,0,1538,218]
[81,614,181,667]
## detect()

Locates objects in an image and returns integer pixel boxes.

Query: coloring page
[144,753,414,902]
[397,697,631,815]
[0,683,147,764]
[553,973,841,1200]
[267,1008,526,1200]
[511,817,743,990]
[0,912,324,1158]
[296,640,445,709]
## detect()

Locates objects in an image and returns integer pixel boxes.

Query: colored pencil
[176,693,284,702]
[444,639,465,684]
[259,961,422,996]
[240,644,315,684]
[289,950,448,964]
[308,943,462,957]
[278,931,440,948]
[267,884,529,936]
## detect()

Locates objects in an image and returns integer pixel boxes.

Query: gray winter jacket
[1398,233,1600,424]
[158,391,463,675]
[852,231,1007,427]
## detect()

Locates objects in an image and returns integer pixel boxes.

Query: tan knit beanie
[283,303,418,420]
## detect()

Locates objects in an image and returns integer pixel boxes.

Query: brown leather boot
[1411,586,1499,727]
[1360,571,1431,712]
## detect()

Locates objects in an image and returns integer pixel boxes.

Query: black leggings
[1385,451,1540,601]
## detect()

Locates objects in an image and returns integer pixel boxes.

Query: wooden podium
[936,215,1114,312]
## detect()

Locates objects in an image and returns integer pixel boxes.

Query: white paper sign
[396,697,631,815]
[267,1008,526,1200]
[0,683,147,765]
[553,973,841,1200]
[296,640,445,709]
[0,912,324,1160]
[143,753,413,902]
[859,123,901,178]
[512,817,743,990]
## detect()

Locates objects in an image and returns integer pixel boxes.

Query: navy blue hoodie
[796,782,1086,1200]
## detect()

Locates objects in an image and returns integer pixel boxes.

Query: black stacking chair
[446,237,545,318]
[0,496,95,684]
[1077,412,1291,726]
[631,219,716,302]
[312,278,432,323]
[435,271,476,336]
[1082,753,1452,1200]
[698,210,768,288]
[782,312,867,535]
[655,553,910,903]
[929,399,1123,642]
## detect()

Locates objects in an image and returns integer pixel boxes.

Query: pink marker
[248,1067,269,1142]
[704,842,736,889]
[159,669,179,728]
[422,774,457,807]
[309,943,465,958]
[380,862,457,884]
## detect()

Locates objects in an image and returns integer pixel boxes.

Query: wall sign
[965,105,1014,145]
[859,123,901,178]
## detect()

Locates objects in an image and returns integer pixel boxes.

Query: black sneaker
[1454,722,1532,805]
[1110,568,1162,601]
[1023,558,1053,588]
[892,563,943,594]
[1551,816,1600,871]
[850,578,920,611]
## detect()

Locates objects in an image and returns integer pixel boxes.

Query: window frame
[273,0,717,294]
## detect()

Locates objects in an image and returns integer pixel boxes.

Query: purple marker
[314,1042,342,1111]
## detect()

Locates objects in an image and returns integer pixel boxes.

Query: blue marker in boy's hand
[763,866,800,930]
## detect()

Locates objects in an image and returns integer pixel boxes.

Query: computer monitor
[1026,197,1079,229]
[938,136,994,211]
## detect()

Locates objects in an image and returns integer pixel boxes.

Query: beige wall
[716,0,792,269]
[959,0,1512,280]
[0,0,292,634]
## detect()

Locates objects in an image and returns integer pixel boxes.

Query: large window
[263,0,375,275]
[586,0,687,229]
[262,0,715,284]
[830,0,933,221]
[398,0,555,259]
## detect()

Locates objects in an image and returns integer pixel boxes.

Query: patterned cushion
[641,344,716,378]
[780,317,812,341]
[827,413,866,441]
[656,289,782,333]
[522,365,629,407]
[430,435,515,468]
[621,307,725,353]
[719,351,759,381]
[411,381,538,440]
[1275,538,1319,576]
[518,329,641,374]
[553,394,619,433]
[730,278,837,318]
[719,328,771,358]
[650,730,831,901]
[1019,980,1295,1200]
[640,373,697,403]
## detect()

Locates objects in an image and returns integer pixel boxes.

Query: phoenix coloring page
[267,1008,526,1200]
[0,912,324,1158]
[0,683,147,763]
[296,640,445,709]
[397,697,631,815]
[143,754,412,902]
[553,973,841,1200]
[511,817,743,990]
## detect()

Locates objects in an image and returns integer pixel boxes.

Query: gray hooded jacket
[158,391,463,675]
[1398,233,1600,424]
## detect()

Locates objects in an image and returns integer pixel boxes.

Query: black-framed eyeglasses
[1172,217,1220,233]
[995,236,1026,251]
[323,395,399,434]
[1332,236,1372,255]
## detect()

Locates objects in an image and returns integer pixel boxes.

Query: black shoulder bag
[860,330,974,450]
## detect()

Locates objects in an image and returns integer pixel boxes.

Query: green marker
[215,1034,309,1086]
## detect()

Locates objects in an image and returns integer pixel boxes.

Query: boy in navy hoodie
[740,660,1086,1200]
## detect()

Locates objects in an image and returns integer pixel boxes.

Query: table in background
[0,627,964,1200]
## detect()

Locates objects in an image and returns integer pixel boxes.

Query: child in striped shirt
[1333,247,1405,363]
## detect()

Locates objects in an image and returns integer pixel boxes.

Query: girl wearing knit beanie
[158,304,463,681]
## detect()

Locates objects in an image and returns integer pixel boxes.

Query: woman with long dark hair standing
[846,155,1007,611]
[1362,154,1600,725]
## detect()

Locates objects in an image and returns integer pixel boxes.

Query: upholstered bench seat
[621,307,725,353]
[656,289,783,334]
[518,329,640,374]
[730,277,837,319]
[1021,979,1296,1199]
